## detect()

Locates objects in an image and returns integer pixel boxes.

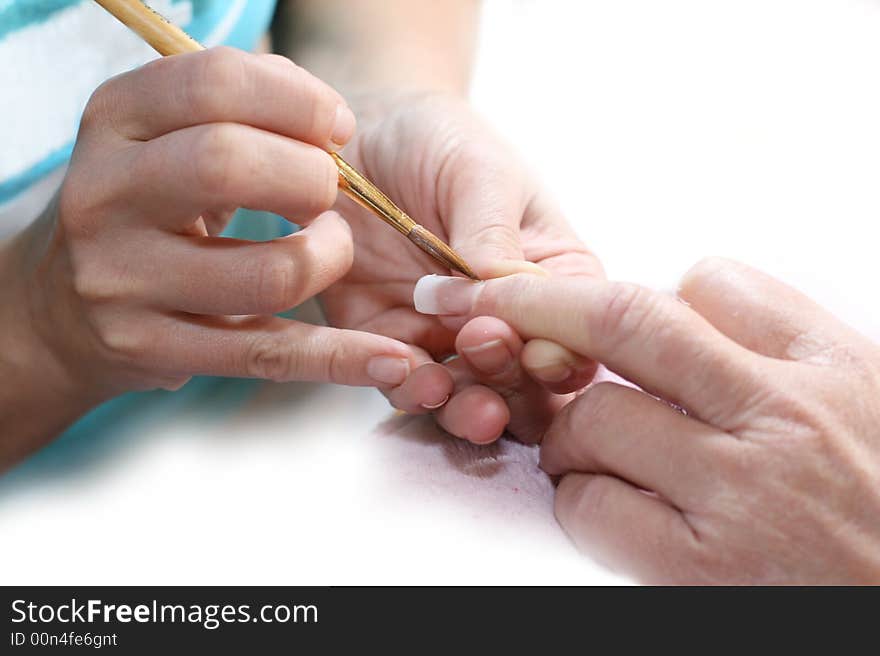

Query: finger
[144,211,353,315]
[680,257,862,363]
[456,316,524,384]
[419,356,514,443]
[520,192,606,279]
[348,306,457,361]
[158,314,417,387]
[413,274,764,425]
[540,383,732,509]
[116,123,337,227]
[435,384,510,445]
[521,339,597,395]
[454,317,568,443]
[94,47,355,150]
[375,344,513,442]
[439,145,527,276]
[555,473,701,584]
[387,362,454,414]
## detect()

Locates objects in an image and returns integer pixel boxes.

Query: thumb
[441,151,539,278]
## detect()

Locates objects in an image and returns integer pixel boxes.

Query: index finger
[88,47,354,149]
[413,274,765,426]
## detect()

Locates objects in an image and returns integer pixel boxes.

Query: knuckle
[92,314,152,362]
[576,382,620,428]
[277,61,337,143]
[299,329,338,382]
[335,224,355,272]
[67,242,128,303]
[254,252,301,312]
[305,84,339,143]
[543,383,618,471]
[306,220,354,282]
[322,340,347,383]
[56,182,93,236]
[80,79,115,132]
[299,152,338,215]
[597,282,662,349]
[199,46,247,90]
[187,47,247,115]
[193,124,242,195]
[71,266,117,304]
[245,336,293,382]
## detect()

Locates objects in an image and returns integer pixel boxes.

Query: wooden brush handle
[95,0,203,55]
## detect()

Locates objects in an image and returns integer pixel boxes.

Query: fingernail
[530,362,573,383]
[421,394,450,410]
[522,340,579,383]
[461,339,511,375]
[367,356,410,386]
[413,275,482,315]
[329,104,356,149]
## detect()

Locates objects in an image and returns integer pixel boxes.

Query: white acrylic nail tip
[414,274,481,315]
[413,274,446,314]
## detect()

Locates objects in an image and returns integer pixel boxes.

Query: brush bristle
[407,225,479,280]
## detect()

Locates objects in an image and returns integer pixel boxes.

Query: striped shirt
[0,0,276,236]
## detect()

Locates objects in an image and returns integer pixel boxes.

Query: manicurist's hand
[0,47,419,467]
[413,258,880,584]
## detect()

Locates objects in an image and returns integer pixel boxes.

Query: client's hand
[413,258,880,584]
[319,91,603,444]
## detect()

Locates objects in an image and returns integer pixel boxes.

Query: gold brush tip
[407,225,479,280]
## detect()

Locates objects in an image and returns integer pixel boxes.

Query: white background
[2,0,879,585]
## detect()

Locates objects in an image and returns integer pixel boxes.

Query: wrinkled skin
[413,259,880,584]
